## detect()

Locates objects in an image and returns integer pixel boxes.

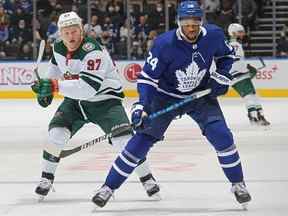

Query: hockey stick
[33,40,46,81]
[59,88,211,158]
[230,57,266,85]
[213,57,267,86]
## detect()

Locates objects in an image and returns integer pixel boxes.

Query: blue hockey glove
[130,103,149,131]
[208,78,229,98]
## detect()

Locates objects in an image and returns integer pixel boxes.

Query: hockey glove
[31,79,59,108]
[247,64,257,79]
[207,78,229,98]
[130,103,149,131]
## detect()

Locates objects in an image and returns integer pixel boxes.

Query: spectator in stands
[100,30,114,54]
[10,7,28,28]
[102,16,118,42]
[46,15,59,43]
[53,2,64,16]
[204,0,220,23]
[38,0,58,17]
[280,22,288,39]
[277,31,288,57]
[84,15,103,41]
[119,18,130,42]
[106,0,124,16]
[9,19,32,45]
[146,2,165,33]
[13,0,32,14]
[211,0,237,36]
[0,4,9,43]
[79,0,104,23]
[134,15,150,41]
[18,42,32,60]
[106,0,124,29]
[234,0,257,31]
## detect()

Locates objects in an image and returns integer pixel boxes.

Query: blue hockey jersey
[138,24,235,106]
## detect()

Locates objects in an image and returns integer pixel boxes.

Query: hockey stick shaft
[60,88,211,158]
[34,40,45,81]
[230,57,267,85]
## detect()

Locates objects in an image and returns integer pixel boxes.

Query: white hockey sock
[111,134,152,178]
[42,127,70,174]
[134,160,152,178]
[244,94,262,112]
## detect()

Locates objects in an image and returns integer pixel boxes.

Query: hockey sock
[105,133,155,189]
[216,145,244,183]
[42,127,70,174]
[205,121,243,183]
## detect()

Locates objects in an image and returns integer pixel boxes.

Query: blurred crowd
[0,0,287,60]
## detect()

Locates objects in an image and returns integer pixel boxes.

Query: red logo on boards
[123,63,142,82]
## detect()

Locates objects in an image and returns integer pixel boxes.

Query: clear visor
[178,17,202,26]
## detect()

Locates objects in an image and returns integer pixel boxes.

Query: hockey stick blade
[33,40,45,81]
[59,89,211,158]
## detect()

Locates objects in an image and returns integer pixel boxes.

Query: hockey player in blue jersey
[92,1,251,209]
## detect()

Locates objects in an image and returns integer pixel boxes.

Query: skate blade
[150,192,162,201]
[241,202,249,210]
[37,195,45,202]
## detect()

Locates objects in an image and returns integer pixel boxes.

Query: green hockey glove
[247,64,257,79]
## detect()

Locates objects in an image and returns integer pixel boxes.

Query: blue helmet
[177,1,203,20]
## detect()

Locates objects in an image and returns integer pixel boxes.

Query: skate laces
[231,182,248,195]
[95,186,114,200]
[143,178,157,191]
[39,178,55,191]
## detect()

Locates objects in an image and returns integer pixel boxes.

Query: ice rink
[0,97,287,216]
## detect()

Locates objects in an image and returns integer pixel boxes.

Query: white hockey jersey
[229,39,247,75]
[46,37,124,102]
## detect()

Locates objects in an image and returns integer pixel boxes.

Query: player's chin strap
[59,89,211,159]
[177,26,202,44]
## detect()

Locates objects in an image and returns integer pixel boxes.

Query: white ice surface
[0,97,287,216]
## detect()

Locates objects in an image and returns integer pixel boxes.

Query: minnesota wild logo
[82,42,95,51]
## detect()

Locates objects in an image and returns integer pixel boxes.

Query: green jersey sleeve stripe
[80,76,101,91]
[80,71,103,82]
[104,91,125,98]
[51,54,57,65]
[96,86,123,95]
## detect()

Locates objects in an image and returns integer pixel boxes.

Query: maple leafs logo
[176,61,206,92]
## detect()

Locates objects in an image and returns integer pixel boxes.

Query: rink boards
[0,58,287,98]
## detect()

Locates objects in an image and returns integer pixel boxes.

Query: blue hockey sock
[105,149,139,189]
[104,133,155,190]
[205,121,243,183]
[217,145,243,183]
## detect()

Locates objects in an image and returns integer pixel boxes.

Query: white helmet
[57,11,82,29]
[228,23,245,37]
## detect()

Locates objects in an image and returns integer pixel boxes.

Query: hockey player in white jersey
[31,11,160,200]
[228,23,270,126]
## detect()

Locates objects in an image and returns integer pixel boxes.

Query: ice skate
[91,185,114,208]
[140,174,161,200]
[248,112,258,126]
[257,113,270,127]
[231,182,251,210]
[35,177,54,201]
